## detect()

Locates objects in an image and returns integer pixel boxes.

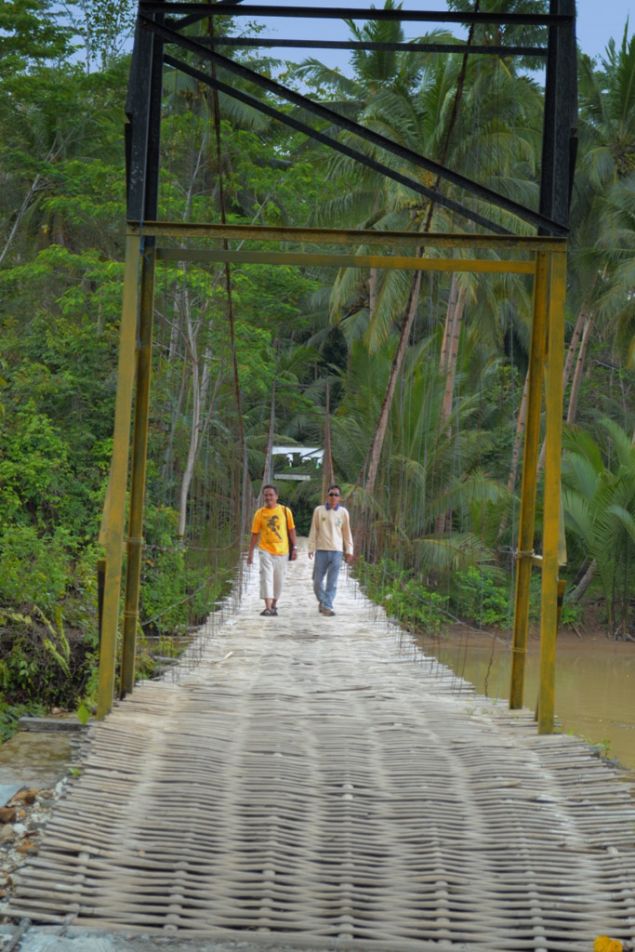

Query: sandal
[271,607,278,616]
[260,608,273,616]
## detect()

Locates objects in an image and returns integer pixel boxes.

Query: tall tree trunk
[566,311,593,424]
[562,305,588,395]
[163,134,209,505]
[368,268,378,319]
[568,560,596,603]
[0,172,43,267]
[262,383,276,488]
[507,370,530,495]
[537,306,594,473]
[435,276,467,534]
[440,281,467,422]
[502,305,593,536]
[496,368,530,543]
[0,140,63,266]
[363,270,424,496]
[177,280,211,537]
[161,358,188,496]
[359,6,476,504]
[321,381,335,498]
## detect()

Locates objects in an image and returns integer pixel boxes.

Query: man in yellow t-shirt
[247,484,297,616]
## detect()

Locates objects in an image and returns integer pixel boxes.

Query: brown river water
[417,627,635,777]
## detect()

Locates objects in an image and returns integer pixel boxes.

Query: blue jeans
[313,550,343,611]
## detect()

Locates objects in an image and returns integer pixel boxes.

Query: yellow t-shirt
[251,505,295,556]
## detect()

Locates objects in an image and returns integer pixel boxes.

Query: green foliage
[140,507,190,636]
[140,505,232,636]
[0,0,72,77]
[450,566,512,629]
[355,557,448,632]
[559,599,583,628]
[63,0,136,71]
[0,701,45,743]
[0,526,70,611]
[75,702,91,726]
[562,419,635,635]
[0,607,92,709]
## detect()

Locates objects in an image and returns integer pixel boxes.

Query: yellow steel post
[96,234,141,719]
[538,250,567,734]
[120,241,156,698]
[509,252,549,709]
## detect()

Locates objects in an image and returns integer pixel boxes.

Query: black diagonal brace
[164,53,511,234]
[145,17,567,235]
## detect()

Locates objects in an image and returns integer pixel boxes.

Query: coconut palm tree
[331,328,508,570]
[565,25,635,423]
[310,16,543,505]
[562,418,635,638]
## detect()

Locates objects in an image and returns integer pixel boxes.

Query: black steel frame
[126,0,577,238]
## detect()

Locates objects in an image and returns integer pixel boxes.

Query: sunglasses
[328,492,340,497]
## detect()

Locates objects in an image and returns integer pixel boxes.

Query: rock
[0,825,15,844]
[8,787,38,806]
[16,837,38,855]
[0,807,17,824]
[0,783,23,807]
[18,715,85,732]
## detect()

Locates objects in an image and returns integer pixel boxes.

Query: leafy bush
[0,701,45,743]
[559,599,583,627]
[449,565,512,628]
[0,608,93,708]
[355,556,448,632]
[0,525,70,612]
[140,505,232,636]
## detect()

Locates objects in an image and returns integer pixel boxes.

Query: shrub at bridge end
[354,557,540,634]
[354,557,448,633]
[0,529,98,736]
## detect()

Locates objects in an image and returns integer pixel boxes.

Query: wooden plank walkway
[6,544,635,950]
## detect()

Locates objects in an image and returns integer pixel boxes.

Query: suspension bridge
[5,543,635,950]
[6,1,633,948]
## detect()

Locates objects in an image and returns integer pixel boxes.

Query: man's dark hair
[263,484,278,494]
[328,484,341,493]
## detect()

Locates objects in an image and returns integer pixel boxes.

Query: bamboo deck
[6,546,635,950]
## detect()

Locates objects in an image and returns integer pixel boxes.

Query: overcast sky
[232,1,632,71]
[576,0,632,59]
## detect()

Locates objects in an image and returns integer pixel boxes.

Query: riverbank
[0,724,81,912]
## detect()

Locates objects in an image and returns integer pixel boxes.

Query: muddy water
[417,629,635,776]
[0,731,74,795]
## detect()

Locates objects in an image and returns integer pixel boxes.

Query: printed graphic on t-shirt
[265,513,283,541]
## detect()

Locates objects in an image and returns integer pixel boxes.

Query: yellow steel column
[120,241,156,698]
[509,252,549,709]
[538,249,567,733]
[97,234,141,719]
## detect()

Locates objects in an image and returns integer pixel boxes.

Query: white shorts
[259,549,287,600]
